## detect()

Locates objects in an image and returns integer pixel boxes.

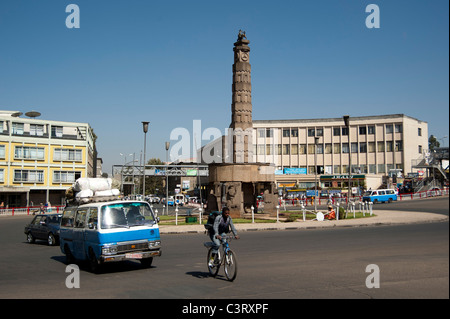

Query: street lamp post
[439,136,448,148]
[165,141,170,215]
[343,115,351,208]
[142,122,149,199]
[314,136,319,212]
[119,153,132,195]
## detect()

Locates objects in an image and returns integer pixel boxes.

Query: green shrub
[339,207,345,219]
[285,215,298,222]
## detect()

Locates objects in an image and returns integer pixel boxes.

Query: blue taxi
[59,200,161,272]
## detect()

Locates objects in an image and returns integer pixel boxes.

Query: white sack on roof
[95,189,120,197]
[73,178,112,192]
[75,189,94,203]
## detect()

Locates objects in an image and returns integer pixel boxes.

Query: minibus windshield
[100,202,156,229]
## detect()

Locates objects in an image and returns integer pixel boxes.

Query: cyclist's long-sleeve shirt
[213,214,238,236]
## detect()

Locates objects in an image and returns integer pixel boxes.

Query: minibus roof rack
[66,195,122,206]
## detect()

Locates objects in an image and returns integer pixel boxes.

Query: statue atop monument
[237,29,247,41]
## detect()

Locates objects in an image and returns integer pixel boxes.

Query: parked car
[24,214,62,246]
[147,196,160,204]
[167,196,175,206]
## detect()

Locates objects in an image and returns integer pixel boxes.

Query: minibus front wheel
[88,247,102,273]
[140,257,153,268]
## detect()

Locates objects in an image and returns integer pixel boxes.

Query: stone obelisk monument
[207,31,278,218]
[230,30,252,163]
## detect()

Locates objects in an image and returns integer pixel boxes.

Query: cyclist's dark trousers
[209,232,227,254]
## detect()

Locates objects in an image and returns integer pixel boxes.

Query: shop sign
[320,175,365,180]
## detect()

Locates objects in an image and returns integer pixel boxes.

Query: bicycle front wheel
[224,250,237,281]
[207,248,220,277]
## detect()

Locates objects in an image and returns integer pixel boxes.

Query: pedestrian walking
[39,203,45,214]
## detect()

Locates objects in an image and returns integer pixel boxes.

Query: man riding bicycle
[209,207,240,263]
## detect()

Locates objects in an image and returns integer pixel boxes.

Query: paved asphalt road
[0,197,447,300]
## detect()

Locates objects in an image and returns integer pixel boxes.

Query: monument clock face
[236,50,249,62]
[240,51,249,62]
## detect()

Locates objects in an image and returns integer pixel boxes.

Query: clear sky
[1,0,448,174]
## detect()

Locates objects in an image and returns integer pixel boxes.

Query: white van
[174,194,185,206]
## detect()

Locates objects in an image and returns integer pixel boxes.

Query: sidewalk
[159,210,449,234]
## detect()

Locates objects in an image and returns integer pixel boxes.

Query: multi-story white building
[251,114,429,191]
[0,110,96,207]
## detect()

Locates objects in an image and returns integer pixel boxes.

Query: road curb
[159,211,449,234]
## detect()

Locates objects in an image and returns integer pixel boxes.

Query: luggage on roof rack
[65,177,122,206]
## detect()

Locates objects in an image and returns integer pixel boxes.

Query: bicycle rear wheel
[224,250,237,281]
[207,248,220,277]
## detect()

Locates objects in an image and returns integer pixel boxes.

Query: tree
[144,158,165,195]
[429,135,440,151]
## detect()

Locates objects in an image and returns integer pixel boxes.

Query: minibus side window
[61,209,75,227]
[75,209,88,228]
[87,208,98,229]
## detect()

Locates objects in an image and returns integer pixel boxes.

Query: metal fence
[0,206,64,217]
[1,187,448,217]
[277,187,448,208]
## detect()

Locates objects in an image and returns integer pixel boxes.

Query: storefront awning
[0,187,30,193]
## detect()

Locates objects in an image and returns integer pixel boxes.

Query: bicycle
[204,235,238,281]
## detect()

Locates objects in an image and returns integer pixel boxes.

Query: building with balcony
[0,110,96,207]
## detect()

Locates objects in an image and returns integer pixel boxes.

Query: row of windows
[0,169,81,183]
[254,141,404,155]
[0,145,82,162]
[13,170,44,182]
[54,149,83,161]
[283,164,403,175]
[0,122,64,137]
[15,146,45,160]
[258,124,405,139]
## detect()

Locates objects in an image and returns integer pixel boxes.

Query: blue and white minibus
[60,200,161,272]
[362,189,398,203]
